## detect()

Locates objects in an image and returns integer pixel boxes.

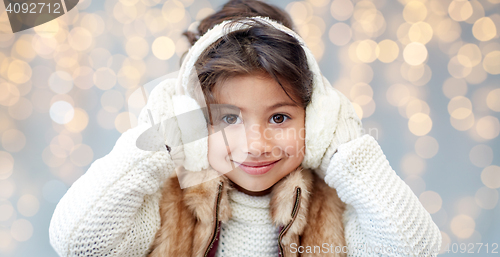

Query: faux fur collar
[177,164,314,233]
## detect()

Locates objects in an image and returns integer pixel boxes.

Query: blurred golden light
[89,48,112,69]
[450,112,475,131]
[403,42,427,65]
[0,82,20,107]
[125,37,149,60]
[54,45,80,68]
[329,23,352,46]
[356,39,377,63]
[439,231,451,254]
[386,83,411,107]
[419,191,442,214]
[472,17,497,41]
[351,102,363,120]
[360,99,375,118]
[162,0,186,23]
[114,1,138,24]
[0,112,13,134]
[93,67,117,90]
[80,13,105,37]
[32,35,58,57]
[65,108,89,133]
[397,22,412,45]
[408,22,433,44]
[8,97,33,120]
[350,64,373,84]
[457,43,482,67]
[448,56,472,78]
[70,144,94,167]
[475,115,500,140]
[348,40,362,63]
[17,195,39,217]
[481,165,500,189]
[152,36,176,60]
[49,71,73,94]
[482,50,500,74]
[196,8,215,20]
[330,0,353,21]
[1,129,26,153]
[73,66,94,90]
[376,39,399,63]
[0,179,15,198]
[13,36,37,61]
[10,219,33,242]
[309,0,329,7]
[475,186,499,209]
[436,18,461,43]
[68,27,93,52]
[448,0,473,22]
[486,88,500,112]
[448,96,472,119]
[401,153,426,176]
[465,0,485,24]
[450,214,475,239]
[406,99,430,118]
[115,111,137,133]
[469,144,493,167]
[412,64,432,86]
[0,202,14,221]
[403,1,427,23]
[456,196,481,219]
[465,64,487,84]
[34,19,60,38]
[415,135,439,159]
[50,101,75,124]
[0,151,14,180]
[401,63,424,82]
[7,60,32,84]
[408,113,432,136]
[42,146,66,168]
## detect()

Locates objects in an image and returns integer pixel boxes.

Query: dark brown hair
[181,0,313,125]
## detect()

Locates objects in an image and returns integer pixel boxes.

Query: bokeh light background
[0,0,499,256]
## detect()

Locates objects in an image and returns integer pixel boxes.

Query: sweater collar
[178,165,313,234]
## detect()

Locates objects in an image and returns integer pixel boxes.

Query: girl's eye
[270,114,290,124]
[222,114,242,125]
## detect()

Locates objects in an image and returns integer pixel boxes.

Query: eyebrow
[231,102,300,112]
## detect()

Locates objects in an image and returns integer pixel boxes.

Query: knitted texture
[216,189,280,257]
[49,79,178,257]
[324,134,442,257]
[315,87,363,180]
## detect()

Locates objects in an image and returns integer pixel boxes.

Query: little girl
[49,1,442,256]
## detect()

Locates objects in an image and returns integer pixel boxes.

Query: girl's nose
[245,123,272,157]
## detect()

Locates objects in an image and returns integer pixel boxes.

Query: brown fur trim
[300,173,347,256]
[270,166,314,235]
[148,175,195,257]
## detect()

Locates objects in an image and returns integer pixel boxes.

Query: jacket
[147,166,347,257]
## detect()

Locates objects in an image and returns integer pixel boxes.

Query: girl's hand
[315,88,363,179]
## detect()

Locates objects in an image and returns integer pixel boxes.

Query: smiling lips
[234,159,281,175]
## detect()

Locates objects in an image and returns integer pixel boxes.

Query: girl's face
[207,72,306,194]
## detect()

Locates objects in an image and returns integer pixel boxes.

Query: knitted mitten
[315,88,363,179]
[325,134,442,256]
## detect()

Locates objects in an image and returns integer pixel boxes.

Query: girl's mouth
[233,159,281,175]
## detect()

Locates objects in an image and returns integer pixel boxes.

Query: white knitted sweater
[49,16,441,256]
[216,189,280,257]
